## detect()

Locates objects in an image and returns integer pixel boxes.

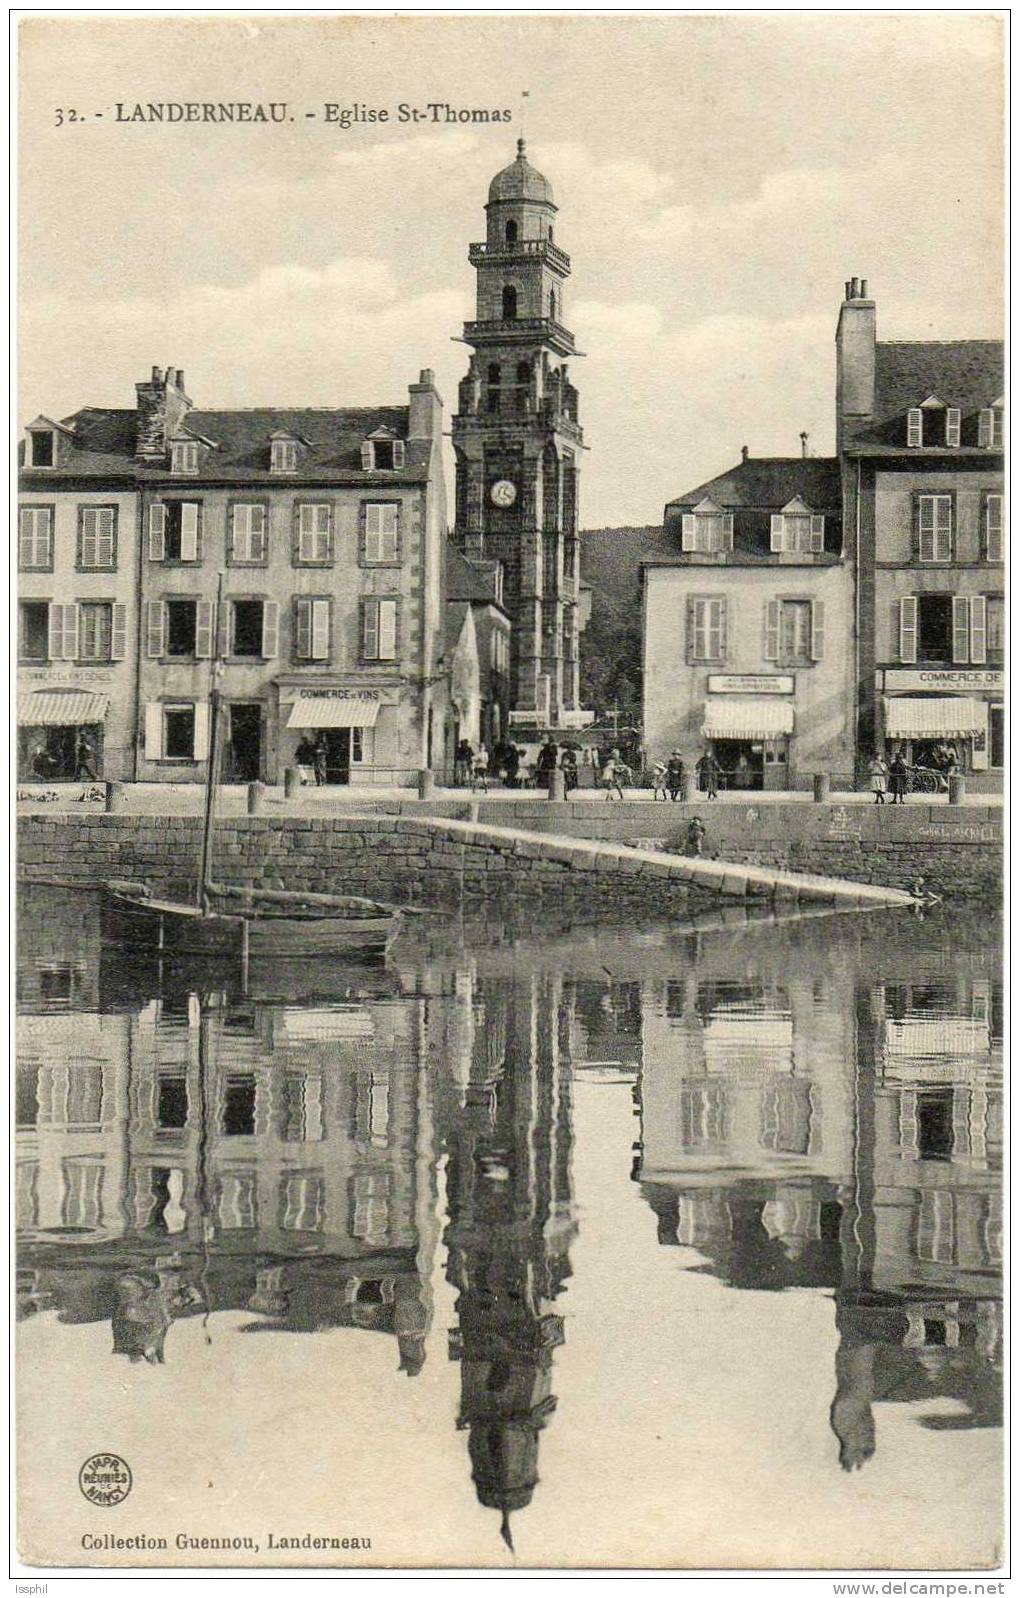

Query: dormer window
[907,395,957,448]
[979,403,1004,448]
[172,440,200,474]
[361,431,405,471]
[680,498,733,554]
[771,499,824,554]
[271,438,298,473]
[30,430,54,468]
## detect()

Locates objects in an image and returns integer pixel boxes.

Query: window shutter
[393,440,406,468]
[363,599,379,660]
[261,600,279,658]
[180,502,199,561]
[707,599,723,661]
[295,598,312,660]
[379,599,397,659]
[47,603,63,661]
[936,496,952,561]
[311,599,330,660]
[810,515,825,553]
[148,503,166,560]
[985,495,1003,562]
[945,408,961,447]
[978,408,992,447]
[810,599,825,660]
[252,504,267,562]
[361,441,374,470]
[144,703,162,760]
[110,603,127,660]
[952,595,970,663]
[297,505,313,562]
[192,703,211,762]
[681,514,696,552]
[195,599,214,658]
[716,598,727,660]
[770,514,785,553]
[317,504,331,561]
[722,513,734,551]
[969,596,987,664]
[146,600,166,658]
[899,597,917,663]
[907,408,923,447]
[764,599,780,661]
[62,603,80,661]
[218,601,232,659]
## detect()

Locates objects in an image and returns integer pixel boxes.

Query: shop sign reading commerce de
[279,684,400,706]
[707,675,794,695]
[883,669,1004,692]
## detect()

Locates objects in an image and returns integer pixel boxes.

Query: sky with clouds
[19,14,1003,527]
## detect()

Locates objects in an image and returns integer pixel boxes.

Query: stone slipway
[403,816,915,908]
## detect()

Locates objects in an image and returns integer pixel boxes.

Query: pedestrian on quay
[888,748,909,805]
[313,736,328,787]
[666,749,686,802]
[536,737,559,782]
[74,729,97,781]
[600,750,625,801]
[455,738,473,787]
[560,744,579,795]
[651,760,669,802]
[294,734,317,775]
[697,748,720,800]
[471,744,490,793]
[502,742,520,788]
[868,752,888,805]
[683,816,707,857]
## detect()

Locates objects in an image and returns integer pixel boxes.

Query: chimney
[800,431,809,458]
[741,444,749,463]
[408,367,443,442]
[135,364,192,460]
[835,275,876,450]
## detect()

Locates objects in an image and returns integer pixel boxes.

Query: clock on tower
[451,140,583,729]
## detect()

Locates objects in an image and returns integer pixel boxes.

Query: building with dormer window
[18,412,142,782]
[642,454,853,789]
[19,363,449,786]
[836,280,1004,787]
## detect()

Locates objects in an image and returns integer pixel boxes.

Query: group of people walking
[651,749,722,802]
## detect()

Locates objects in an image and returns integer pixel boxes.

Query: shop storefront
[276,682,411,786]
[703,677,795,792]
[880,669,1004,791]
[18,690,109,782]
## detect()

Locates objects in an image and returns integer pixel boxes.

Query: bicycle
[908,764,951,795]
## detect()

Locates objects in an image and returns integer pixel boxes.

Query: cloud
[20,256,466,418]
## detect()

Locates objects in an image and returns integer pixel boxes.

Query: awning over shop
[18,691,110,725]
[286,697,381,730]
[883,696,987,738]
[703,698,794,740]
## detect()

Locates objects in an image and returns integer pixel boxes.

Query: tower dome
[487,139,555,207]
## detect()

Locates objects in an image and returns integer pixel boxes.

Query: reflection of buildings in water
[440,970,575,1548]
[16,991,439,1374]
[633,962,1003,1469]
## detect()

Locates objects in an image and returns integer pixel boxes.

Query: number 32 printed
[54,108,81,126]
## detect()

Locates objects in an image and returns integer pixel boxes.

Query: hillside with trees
[578,526,661,725]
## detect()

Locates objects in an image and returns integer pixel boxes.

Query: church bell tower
[452,140,583,727]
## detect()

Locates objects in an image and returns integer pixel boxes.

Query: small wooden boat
[102,572,401,960]
[102,881,399,959]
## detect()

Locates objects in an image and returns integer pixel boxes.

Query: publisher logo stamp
[79,1453,132,1507]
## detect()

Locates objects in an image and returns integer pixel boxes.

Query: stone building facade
[836,281,1005,790]
[451,141,584,731]
[19,364,448,788]
[642,456,855,789]
[18,415,142,782]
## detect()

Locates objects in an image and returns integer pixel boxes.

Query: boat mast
[198,571,226,910]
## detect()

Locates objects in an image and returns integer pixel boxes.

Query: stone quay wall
[16,813,726,916]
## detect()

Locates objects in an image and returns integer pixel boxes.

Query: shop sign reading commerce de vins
[707,675,794,695]
[280,685,400,706]
[883,669,1004,692]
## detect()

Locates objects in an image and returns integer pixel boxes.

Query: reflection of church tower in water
[442,970,575,1548]
[452,142,583,726]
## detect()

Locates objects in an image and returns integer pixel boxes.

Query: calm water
[16,887,1002,1569]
